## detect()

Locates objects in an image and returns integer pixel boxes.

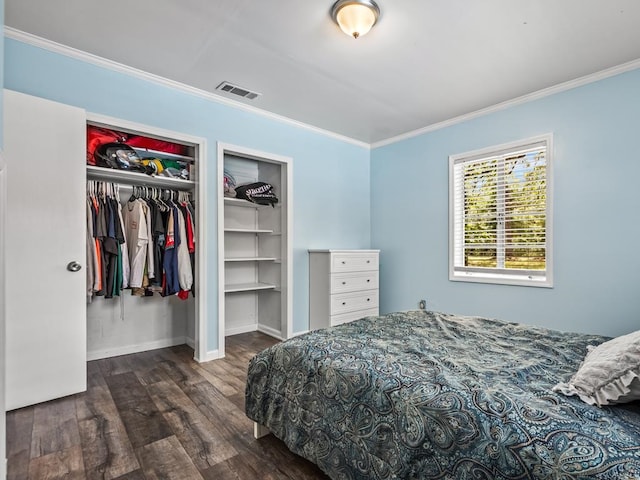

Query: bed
[245,310,640,479]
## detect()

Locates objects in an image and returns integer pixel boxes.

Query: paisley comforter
[245,310,640,479]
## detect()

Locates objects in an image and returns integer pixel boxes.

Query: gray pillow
[553,329,640,406]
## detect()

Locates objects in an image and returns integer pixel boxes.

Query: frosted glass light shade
[331,0,380,39]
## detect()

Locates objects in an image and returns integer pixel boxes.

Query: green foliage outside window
[463,150,546,271]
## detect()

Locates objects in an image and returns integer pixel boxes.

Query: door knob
[67,261,82,272]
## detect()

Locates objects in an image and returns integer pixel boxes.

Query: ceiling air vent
[216,81,261,100]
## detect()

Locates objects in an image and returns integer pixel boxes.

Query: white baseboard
[2,456,6,480]
[225,323,285,340]
[184,336,195,349]
[87,336,188,361]
[225,324,259,337]
[197,349,221,363]
[257,324,283,340]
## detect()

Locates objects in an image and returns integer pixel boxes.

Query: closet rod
[87,181,193,202]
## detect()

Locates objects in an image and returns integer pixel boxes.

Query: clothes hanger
[156,188,169,211]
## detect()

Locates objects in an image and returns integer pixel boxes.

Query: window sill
[449,271,553,288]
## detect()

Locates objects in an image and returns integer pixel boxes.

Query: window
[449,135,553,287]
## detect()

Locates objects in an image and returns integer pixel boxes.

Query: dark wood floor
[6,332,330,480]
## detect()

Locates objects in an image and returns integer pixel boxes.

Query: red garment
[177,290,190,300]
[87,126,126,165]
[126,136,189,156]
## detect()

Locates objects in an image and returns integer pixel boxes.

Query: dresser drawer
[330,252,378,273]
[330,308,379,327]
[330,290,379,315]
[330,271,378,294]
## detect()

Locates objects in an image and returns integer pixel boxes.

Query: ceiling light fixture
[331,0,380,39]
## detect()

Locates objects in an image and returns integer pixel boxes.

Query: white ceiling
[6,0,640,144]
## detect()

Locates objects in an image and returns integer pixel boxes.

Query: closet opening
[217,143,292,358]
[86,115,208,363]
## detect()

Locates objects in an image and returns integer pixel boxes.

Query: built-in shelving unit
[218,144,292,351]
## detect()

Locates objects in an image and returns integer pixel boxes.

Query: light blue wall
[371,68,640,337]
[4,38,371,350]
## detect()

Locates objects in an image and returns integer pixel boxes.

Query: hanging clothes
[162,205,180,296]
[87,182,127,300]
[86,198,96,302]
[86,182,195,301]
[122,197,149,289]
[176,206,193,291]
[143,198,155,283]
[150,199,166,292]
[183,199,197,297]
[117,201,131,289]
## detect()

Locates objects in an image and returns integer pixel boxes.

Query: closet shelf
[225,282,277,293]
[87,165,195,190]
[132,147,195,163]
[224,197,280,208]
[224,256,277,262]
[225,228,274,234]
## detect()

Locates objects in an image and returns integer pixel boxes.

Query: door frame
[0,149,7,478]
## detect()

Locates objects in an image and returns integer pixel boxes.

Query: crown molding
[372,58,640,149]
[4,27,370,150]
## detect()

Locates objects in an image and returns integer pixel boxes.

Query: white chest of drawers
[309,249,380,330]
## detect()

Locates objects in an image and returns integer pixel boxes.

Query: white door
[4,90,87,410]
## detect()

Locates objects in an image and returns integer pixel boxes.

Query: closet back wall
[4,36,371,354]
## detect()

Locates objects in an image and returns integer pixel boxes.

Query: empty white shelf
[225,228,274,234]
[225,282,277,293]
[224,256,277,262]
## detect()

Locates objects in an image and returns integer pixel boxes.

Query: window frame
[448,134,554,288]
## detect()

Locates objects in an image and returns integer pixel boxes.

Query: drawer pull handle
[367,298,370,302]
[342,302,346,305]
[367,260,370,263]
[342,281,346,285]
[367,279,370,282]
[342,261,346,264]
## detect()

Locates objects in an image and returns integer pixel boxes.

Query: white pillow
[553,330,640,406]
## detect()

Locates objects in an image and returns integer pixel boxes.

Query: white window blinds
[449,135,553,287]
